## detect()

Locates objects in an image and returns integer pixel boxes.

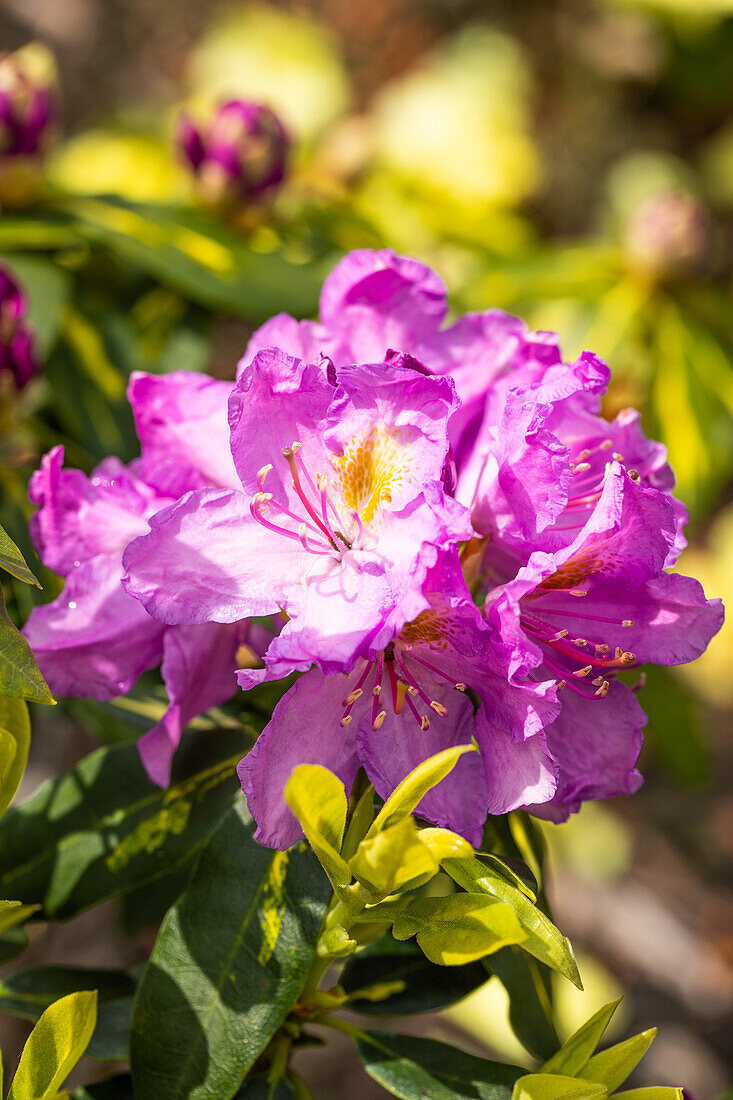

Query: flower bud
[0,43,56,207]
[176,100,290,211]
[0,265,38,389]
[625,190,708,275]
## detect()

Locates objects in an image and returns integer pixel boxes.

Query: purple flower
[0,44,55,206]
[237,552,558,849]
[0,264,38,388]
[176,100,289,209]
[123,348,472,674]
[484,464,724,819]
[23,370,258,787]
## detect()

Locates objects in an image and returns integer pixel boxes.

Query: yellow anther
[256,463,273,488]
[420,715,431,731]
[345,688,363,706]
[455,682,467,692]
[569,588,588,597]
[372,684,382,697]
[373,710,387,730]
[622,619,634,628]
[430,701,448,717]
[572,665,593,678]
[340,715,352,727]
[595,680,610,697]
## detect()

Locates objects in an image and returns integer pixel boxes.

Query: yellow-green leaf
[0,697,31,817]
[8,990,98,1100]
[284,764,350,889]
[367,745,476,838]
[418,827,474,862]
[513,1074,607,1100]
[350,817,439,896]
[341,782,374,861]
[582,1030,657,1092]
[613,1090,683,1100]
[542,1000,622,1076]
[0,900,40,934]
[0,527,40,587]
[0,593,55,705]
[390,893,528,966]
[444,855,581,988]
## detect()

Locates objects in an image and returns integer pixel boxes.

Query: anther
[430,701,448,717]
[256,464,273,489]
[569,588,588,597]
[622,619,634,627]
[340,715,352,727]
[577,449,591,461]
[407,685,418,696]
[572,665,593,678]
[595,680,610,697]
[344,688,363,706]
[372,684,382,697]
[420,715,431,731]
[571,637,588,647]
[552,629,569,640]
[455,682,467,692]
[600,439,613,450]
[595,644,610,655]
[557,680,567,690]
[574,462,591,474]
[373,710,387,730]
[612,452,624,463]
[592,675,604,686]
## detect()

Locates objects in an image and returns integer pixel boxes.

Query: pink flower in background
[176,100,289,209]
[0,265,38,389]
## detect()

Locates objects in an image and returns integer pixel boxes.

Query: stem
[318,1015,372,1042]
[287,1067,315,1100]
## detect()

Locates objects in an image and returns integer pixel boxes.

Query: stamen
[340,715,352,727]
[371,655,384,727]
[282,444,339,548]
[257,464,273,489]
[569,589,588,597]
[373,710,387,730]
[339,661,373,727]
[572,665,593,678]
[420,715,431,730]
[430,701,448,717]
[573,462,591,474]
[410,653,472,693]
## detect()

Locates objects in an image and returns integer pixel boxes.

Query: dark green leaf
[87,998,133,1061]
[0,525,40,587]
[130,797,331,1100]
[0,925,29,965]
[73,1074,133,1100]
[0,588,55,703]
[356,1030,524,1099]
[233,1077,298,1098]
[0,726,250,918]
[341,935,489,1015]
[490,946,559,1062]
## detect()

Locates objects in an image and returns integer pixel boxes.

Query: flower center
[520,592,636,700]
[339,641,467,732]
[249,441,362,557]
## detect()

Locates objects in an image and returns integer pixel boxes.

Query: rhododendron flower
[24,370,253,787]
[123,348,472,674]
[484,464,723,819]
[238,554,558,849]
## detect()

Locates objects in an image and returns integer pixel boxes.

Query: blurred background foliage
[0,0,731,1094]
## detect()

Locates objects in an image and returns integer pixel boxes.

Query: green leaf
[130,797,331,1100]
[388,894,528,966]
[368,746,477,838]
[444,856,581,987]
[582,1031,656,1092]
[419,828,475,863]
[542,1001,621,1077]
[351,817,440,896]
[341,780,374,860]
[233,1077,298,1098]
[489,947,559,1063]
[7,989,98,1100]
[356,1030,524,1099]
[0,924,30,965]
[512,1075,607,1100]
[0,590,55,704]
[0,726,250,918]
[341,935,489,1015]
[0,696,32,816]
[284,764,350,889]
[613,1091,683,1100]
[65,197,323,323]
[0,526,40,587]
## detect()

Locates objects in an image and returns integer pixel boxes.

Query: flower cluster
[25,250,723,848]
[176,100,290,210]
[0,264,38,389]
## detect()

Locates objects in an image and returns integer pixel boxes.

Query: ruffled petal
[23,556,164,699]
[138,621,244,787]
[123,488,304,624]
[129,371,239,496]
